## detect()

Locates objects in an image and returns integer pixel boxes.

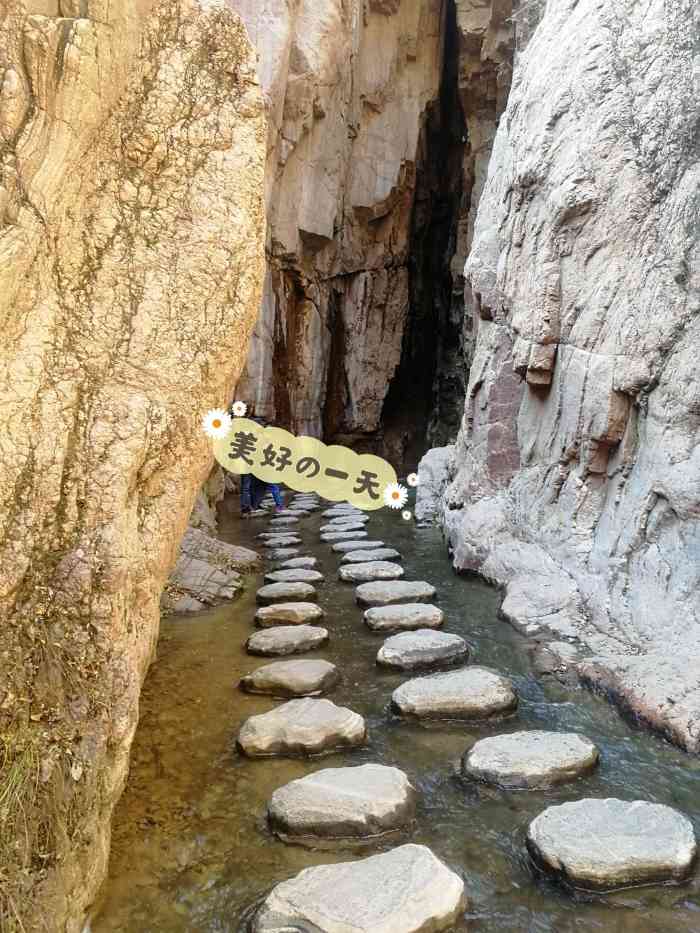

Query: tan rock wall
[0,1,265,928]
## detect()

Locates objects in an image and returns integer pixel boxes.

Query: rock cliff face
[428,0,700,751]
[0,1,265,928]
[231,0,514,468]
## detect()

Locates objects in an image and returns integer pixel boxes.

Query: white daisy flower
[407,472,420,487]
[231,400,247,417]
[202,408,232,439]
[383,482,408,510]
[402,510,412,521]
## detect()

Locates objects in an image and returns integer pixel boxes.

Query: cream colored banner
[213,418,397,511]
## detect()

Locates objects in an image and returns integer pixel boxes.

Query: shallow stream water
[94,499,700,932]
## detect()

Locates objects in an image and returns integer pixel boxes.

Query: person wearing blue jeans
[241,474,284,515]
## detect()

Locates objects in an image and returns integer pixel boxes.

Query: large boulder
[237,698,366,757]
[251,844,466,932]
[527,799,697,890]
[268,763,417,842]
[414,446,454,523]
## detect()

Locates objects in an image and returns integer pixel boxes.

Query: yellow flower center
[392,491,400,499]
[212,419,221,429]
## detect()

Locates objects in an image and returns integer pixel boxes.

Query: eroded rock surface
[392,667,517,720]
[0,1,265,926]
[463,731,599,789]
[377,629,468,671]
[365,603,444,633]
[256,582,317,604]
[254,602,324,627]
[356,580,436,607]
[240,660,339,698]
[252,844,466,933]
[340,547,402,564]
[246,625,329,657]
[339,561,405,584]
[527,799,697,891]
[237,698,366,758]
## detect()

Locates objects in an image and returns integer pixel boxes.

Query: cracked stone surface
[527,799,697,891]
[0,1,265,926]
[267,763,417,842]
[463,730,600,789]
[237,698,366,758]
[251,844,466,933]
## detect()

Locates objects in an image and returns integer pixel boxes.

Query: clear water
[93,501,700,932]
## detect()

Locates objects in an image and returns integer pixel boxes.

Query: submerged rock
[240,659,339,697]
[339,562,405,583]
[356,580,436,607]
[246,625,329,657]
[392,667,518,720]
[268,763,416,841]
[377,630,468,671]
[332,539,386,553]
[255,602,325,626]
[251,844,466,932]
[340,547,402,564]
[463,730,599,789]
[237,698,366,757]
[264,569,325,585]
[527,799,697,891]
[364,604,444,632]
[256,582,318,605]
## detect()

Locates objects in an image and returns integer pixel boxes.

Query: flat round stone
[251,844,466,933]
[255,602,325,626]
[339,562,405,583]
[320,521,368,534]
[323,506,364,519]
[321,530,369,543]
[463,730,599,789]
[340,547,402,564]
[240,660,339,698]
[264,569,325,584]
[268,517,300,527]
[356,580,436,607]
[275,556,318,570]
[527,799,697,891]
[377,629,469,671]
[327,514,369,526]
[246,625,329,657]
[237,698,366,758]
[268,763,416,841]
[256,582,317,605]
[266,547,300,561]
[276,509,309,518]
[392,667,518,720]
[364,604,444,632]
[332,539,386,553]
[263,536,302,547]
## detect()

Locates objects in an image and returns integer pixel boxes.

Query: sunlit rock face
[439,0,700,751]
[0,1,265,928]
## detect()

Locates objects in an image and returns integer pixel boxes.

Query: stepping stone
[322,506,363,519]
[327,514,369,526]
[262,536,302,547]
[237,698,366,758]
[340,547,402,564]
[268,517,300,527]
[246,625,329,657]
[275,556,318,570]
[276,509,309,518]
[332,539,385,554]
[320,521,368,534]
[240,659,339,698]
[256,582,317,605]
[251,844,465,933]
[255,602,325,626]
[257,531,294,540]
[321,529,369,543]
[266,547,300,561]
[268,763,416,842]
[463,730,599,789]
[264,569,325,585]
[365,604,444,632]
[339,561,404,584]
[391,667,518,720]
[356,580,436,607]
[527,799,697,891]
[377,630,469,671]
[291,503,320,512]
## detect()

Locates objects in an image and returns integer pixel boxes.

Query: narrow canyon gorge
[0,0,697,931]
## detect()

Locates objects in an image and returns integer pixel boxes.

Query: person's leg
[268,484,284,510]
[240,474,253,514]
[251,476,267,510]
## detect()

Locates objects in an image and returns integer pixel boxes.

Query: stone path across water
[233,493,697,927]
